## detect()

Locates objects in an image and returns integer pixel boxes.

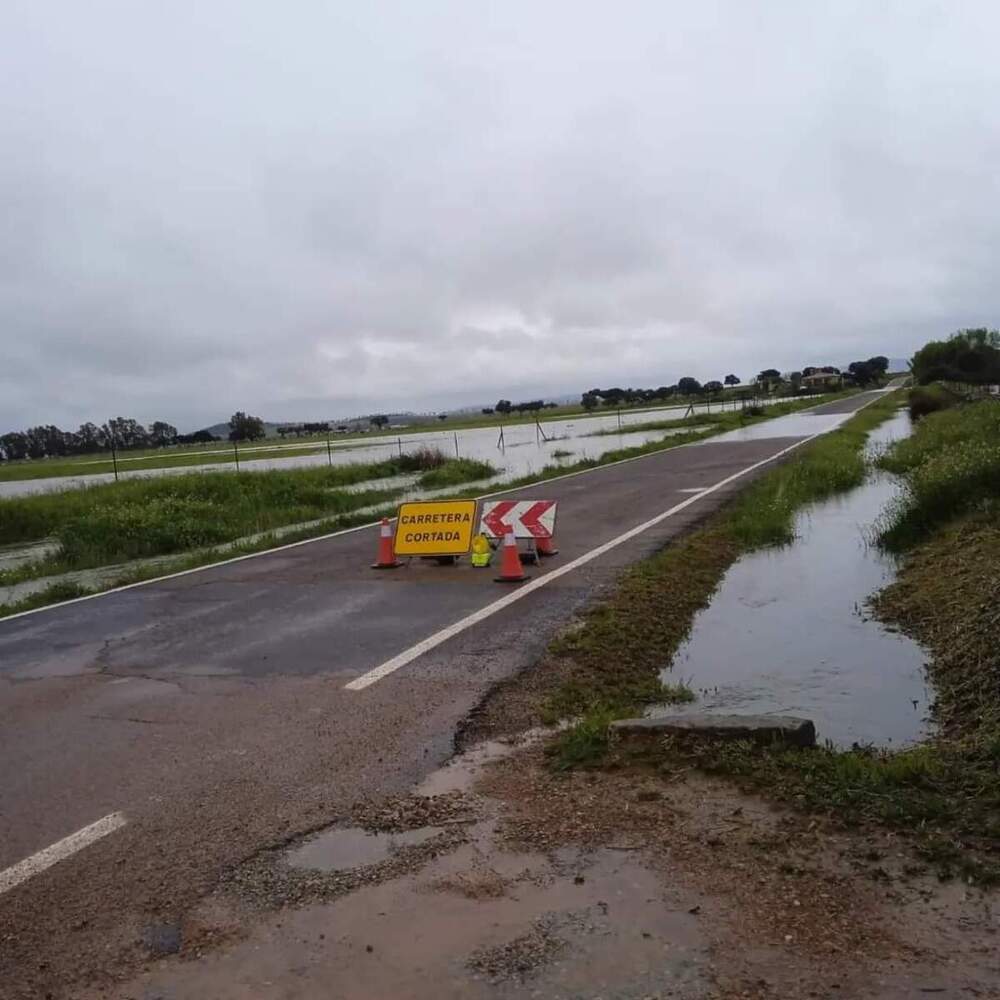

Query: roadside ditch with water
[660,408,932,748]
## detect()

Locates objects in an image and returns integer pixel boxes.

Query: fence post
[326,435,332,466]
[497,425,505,452]
[233,439,240,471]
[398,436,403,457]
[617,407,622,430]
[110,433,119,482]
[454,432,460,459]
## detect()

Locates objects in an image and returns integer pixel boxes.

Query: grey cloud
[3,1,1000,430]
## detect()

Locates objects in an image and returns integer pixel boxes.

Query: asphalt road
[0,390,887,998]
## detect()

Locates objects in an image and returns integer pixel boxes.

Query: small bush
[416,459,497,489]
[877,400,1000,548]
[397,447,449,472]
[907,384,957,420]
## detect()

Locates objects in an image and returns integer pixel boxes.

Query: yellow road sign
[394,499,478,557]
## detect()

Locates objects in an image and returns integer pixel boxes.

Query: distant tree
[437,413,448,421]
[847,360,879,386]
[757,368,781,385]
[677,377,702,396]
[148,421,178,447]
[867,356,890,374]
[176,429,219,445]
[703,380,723,395]
[481,407,494,415]
[0,431,28,461]
[724,374,740,386]
[581,392,599,410]
[229,411,266,441]
[495,399,512,415]
[369,414,390,430]
[789,371,803,389]
[75,422,101,453]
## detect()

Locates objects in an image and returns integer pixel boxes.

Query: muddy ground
[96,735,998,1000]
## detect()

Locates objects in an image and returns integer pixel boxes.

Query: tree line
[0,417,222,463]
[576,357,889,409]
[0,410,276,463]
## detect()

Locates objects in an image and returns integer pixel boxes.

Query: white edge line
[345,433,819,691]
[345,388,895,691]
[0,812,127,896]
[0,390,890,625]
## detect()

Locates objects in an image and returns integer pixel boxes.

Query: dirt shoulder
[99,737,999,1000]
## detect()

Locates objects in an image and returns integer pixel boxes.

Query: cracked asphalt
[0,391,887,998]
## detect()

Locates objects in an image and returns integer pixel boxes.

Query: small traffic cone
[536,534,559,557]
[371,518,402,569]
[494,526,528,583]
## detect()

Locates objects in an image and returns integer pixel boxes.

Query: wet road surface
[0,390,889,998]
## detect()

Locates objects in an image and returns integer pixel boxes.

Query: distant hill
[201,421,288,439]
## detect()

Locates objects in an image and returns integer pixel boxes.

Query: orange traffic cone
[536,534,559,557]
[494,526,528,583]
[371,518,402,569]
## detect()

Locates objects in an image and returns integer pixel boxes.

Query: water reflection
[662,410,931,748]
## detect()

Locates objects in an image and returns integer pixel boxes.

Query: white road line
[0,389,888,626]
[345,432,825,691]
[0,812,127,896]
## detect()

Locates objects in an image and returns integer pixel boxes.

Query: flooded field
[0,396,800,499]
[662,409,932,748]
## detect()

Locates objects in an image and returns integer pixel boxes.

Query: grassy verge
[0,504,401,619]
[0,452,495,579]
[552,391,1000,884]
[875,399,1000,550]
[543,391,901,766]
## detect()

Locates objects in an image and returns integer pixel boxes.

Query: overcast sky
[3,1,999,431]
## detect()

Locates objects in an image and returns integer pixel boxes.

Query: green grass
[671,737,1000,884]
[0,452,494,575]
[726,391,901,548]
[0,504,402,620]
[551,684,695,771]
[0,581,94,617]
[539,390,900,749]
[415,458,497,489]
[876,399,1000,550]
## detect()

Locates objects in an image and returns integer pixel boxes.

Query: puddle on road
[287,825,446,871]
[663,409,932,748]
[126,737,709,1000]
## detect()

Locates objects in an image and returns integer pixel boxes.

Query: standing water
[662,408,931,748]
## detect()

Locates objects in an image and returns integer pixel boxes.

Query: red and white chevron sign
[479,500,558,539]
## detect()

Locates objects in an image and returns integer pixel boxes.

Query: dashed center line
[0,812,127,896]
